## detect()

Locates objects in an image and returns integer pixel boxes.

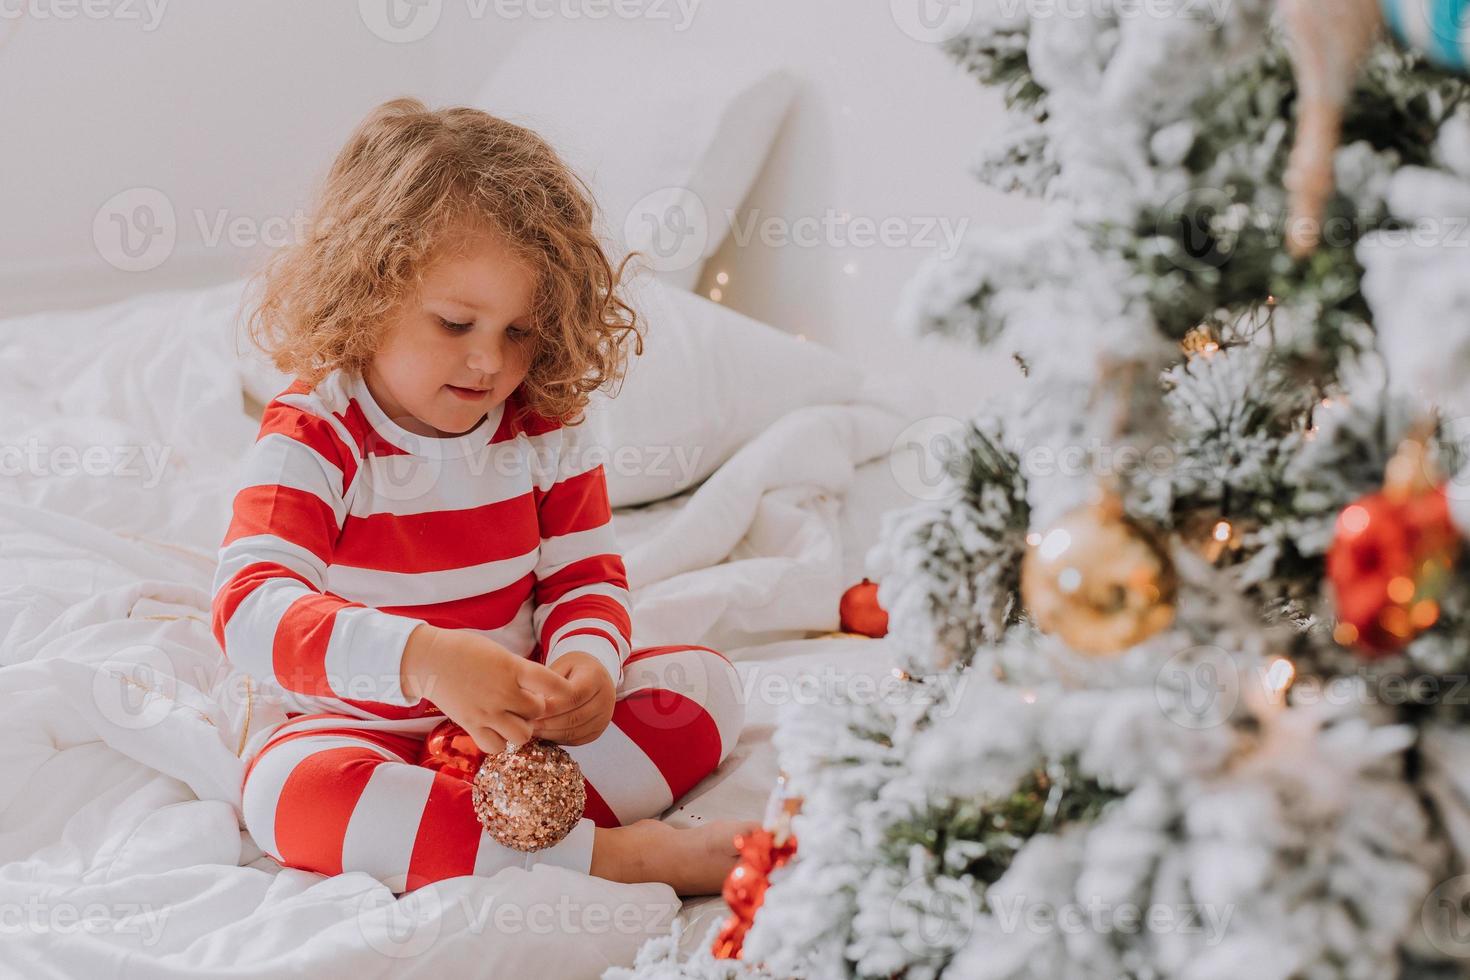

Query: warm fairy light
[1380,605,1412,638]
[1264,657,1295,696]
[1026,531,1042,547]
[716,270,729,285]
[1039,528,1072,561]
[710,287,724,302]
[1340,504,1371,535]
[1212,520,1233,543]
[1334,621,1359,646]
[1387,576,1416,604]
[1411,599,1441,629]
[1201,341,1220,356]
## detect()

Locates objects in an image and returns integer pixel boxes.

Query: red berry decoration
[839,577,889,637]
[1327,427,1461,656]
[712,783,801,960]
[710,827,799,959]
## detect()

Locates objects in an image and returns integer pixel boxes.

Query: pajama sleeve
[209,399,423,707]
[530,415,634,686]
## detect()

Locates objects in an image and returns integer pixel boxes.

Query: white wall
[0,0,1033,419]
[0,2,448,314]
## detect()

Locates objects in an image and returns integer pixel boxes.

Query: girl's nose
[466,344,502,376]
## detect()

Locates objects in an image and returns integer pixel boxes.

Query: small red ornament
[419,719,487,780]
[839,577,889,637]
[712,776,802,960]
[1327,427,1461,656]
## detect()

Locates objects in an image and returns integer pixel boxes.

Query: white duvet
[0,281,908,978]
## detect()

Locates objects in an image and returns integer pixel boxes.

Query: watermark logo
[622,191,971,274]
[888,416,966,502]
[92,643,178,731]
[358,0,701,42]
[1154,644,1240,730]
[0,897,170,945]
[989,893,1234,944]
[727,209,968,259]
[890,0,975,43]
[356,886,444,958]
[892,875,977,956]
[1423,874,1470,958]
[0,0,169,31]
[357,0,442,42]
[623,187,710,274]
[93,187,175,272]
[0,437,172,488]
[617,647,719,731]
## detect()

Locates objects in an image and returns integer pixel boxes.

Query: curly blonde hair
[243,97,644,426]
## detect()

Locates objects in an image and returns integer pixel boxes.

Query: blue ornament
[1381,0,1470,70]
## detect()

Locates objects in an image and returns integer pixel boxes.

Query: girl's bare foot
[589,818,763,896]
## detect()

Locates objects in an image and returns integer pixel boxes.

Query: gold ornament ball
[471,739,586,851]
[1020,497,1177,655]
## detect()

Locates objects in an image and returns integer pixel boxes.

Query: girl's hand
[401,624,576,754]
[531,651,617,746]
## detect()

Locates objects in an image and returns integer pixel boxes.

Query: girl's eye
[439,318,473,333]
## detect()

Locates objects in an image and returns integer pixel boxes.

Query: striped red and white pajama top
[210,368,744,893]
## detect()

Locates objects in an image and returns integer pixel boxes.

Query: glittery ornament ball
[471,740,586,851]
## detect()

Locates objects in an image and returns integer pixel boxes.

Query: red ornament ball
[839,577,889,637]
[1327,483,1460,655]
[419,719,486,781]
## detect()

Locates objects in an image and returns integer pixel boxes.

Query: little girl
[213,97,756,896]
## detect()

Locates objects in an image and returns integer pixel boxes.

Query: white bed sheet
[0,283,913,978]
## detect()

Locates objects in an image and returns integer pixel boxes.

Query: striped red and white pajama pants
[239,644,745,894]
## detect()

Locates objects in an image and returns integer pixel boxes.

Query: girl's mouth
[445,384,491,401]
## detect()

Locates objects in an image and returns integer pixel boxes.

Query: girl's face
[365,228,537,438]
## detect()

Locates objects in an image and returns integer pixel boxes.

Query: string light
[715,270,729,285]
[1198,516,1243,562]
[710,287,723,302]
[1264,656,1295,697]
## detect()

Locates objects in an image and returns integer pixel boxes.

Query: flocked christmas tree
[609,1,1470,977]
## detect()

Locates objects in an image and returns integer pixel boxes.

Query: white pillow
[472,33,796,291]
[588,273,865,508]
